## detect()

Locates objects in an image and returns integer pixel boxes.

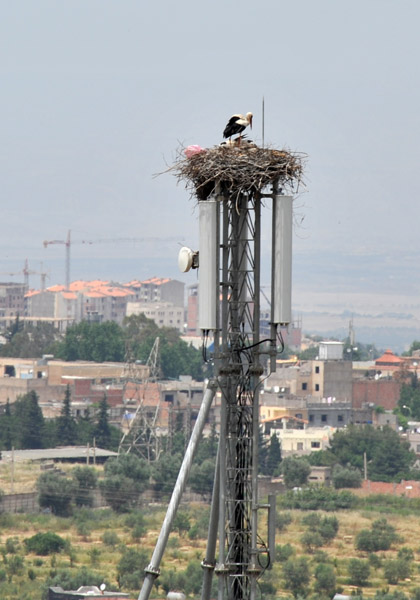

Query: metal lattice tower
[118,337,161,460]
[215,192,263,600]
[137,141,301,600]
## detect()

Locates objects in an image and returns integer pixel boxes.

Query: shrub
[101,530,120,548]
[276,511,293,531]
[173,511,191,535]
[24,532,67,555]
[117,548,149,590]
[368,553,382,568]
[282,456,311,489]
[383,559,411,584]
[5,537,19,554]
[356,518,399,552]
[276,543,295,562]
[300,530,324,553]
[348,558,370,586]
[280,486,357,511]
[398,546,414,562]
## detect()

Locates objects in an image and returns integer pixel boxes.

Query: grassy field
[1,464,420,599]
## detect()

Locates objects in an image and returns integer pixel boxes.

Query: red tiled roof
[376,349,403,365]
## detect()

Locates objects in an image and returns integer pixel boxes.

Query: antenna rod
[262,96,265,147]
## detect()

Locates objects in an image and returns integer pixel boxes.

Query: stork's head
[246,112,253,128]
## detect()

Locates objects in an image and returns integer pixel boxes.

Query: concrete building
[126,301,184,332]
[0,282,27,319]
[270,425,335,456]
[125,277,184,307]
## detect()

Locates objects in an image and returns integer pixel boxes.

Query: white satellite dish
[100,583,106,591]
[178,246,197,272]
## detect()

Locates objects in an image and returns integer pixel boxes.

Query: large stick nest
[171,143,305,200]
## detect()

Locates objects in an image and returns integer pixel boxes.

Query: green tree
[36,472,75,516]
[282,556,311,597]
[332,464,362,489]
[265,434,282,476]
[327,425,415,482]
[72,466,98,507]
[189,458,216,496]
[94,394,111,449]
[57,385,77,445]
[24,532,67,555]
[117,548,149,590]
[15,391,45,449]
[314,563,336,597]
[383,559,411,585]
[153,452,183,495]
[56,321,125,362]
[282,456,311,489]
[347,558,370,586]
[100,454,150,512]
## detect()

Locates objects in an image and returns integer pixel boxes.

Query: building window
[321,414,328,423]
[416,444,420,453]
[309,414,314,422]
[315,366,320,374]
[295,413,302,419]
[302,382,307,391]
[315,384,320,392]
[297,442,303,451]
[337,415,344,422]
[311,441,321,448]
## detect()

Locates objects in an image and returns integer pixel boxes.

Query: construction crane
[43,230,71,290]
[0,260,49,290]
[43,231,183,290]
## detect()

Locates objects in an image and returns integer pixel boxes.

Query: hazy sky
[1,1,419,349]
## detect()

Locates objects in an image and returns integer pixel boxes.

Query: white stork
[223,112,253,140]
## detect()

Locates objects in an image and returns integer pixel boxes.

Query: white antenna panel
[198,200,218,330]
[272,195,293,325]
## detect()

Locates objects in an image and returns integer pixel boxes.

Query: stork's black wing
[223,116,244,138]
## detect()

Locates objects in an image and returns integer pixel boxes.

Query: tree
[37,472,75,516]
[383,559,411,585]
[282,456,311,489]
[94,394,111,449]
[282,557,311,597]
[100,454,150,512]
[189,458,216,496]
[56,321,125,362]
[265,434,282,476]
[72,466,98,507]
[57,385,77,445]
[153,452,183,495]
[347,558,370,586]
[24,532,67,555]
[327,425,415,482]
[16,391,45,449]
[314,563,336,597]
[117,548,150,590]
[332,464,362,489]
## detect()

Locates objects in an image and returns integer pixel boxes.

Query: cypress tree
[95,394,111,449]
[57,385,77,445]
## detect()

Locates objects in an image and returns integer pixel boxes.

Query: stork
[223,112,253,142]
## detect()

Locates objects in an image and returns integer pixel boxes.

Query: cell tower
[138,142,303,600]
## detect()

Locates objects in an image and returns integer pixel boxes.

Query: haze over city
[1,1,419,352]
